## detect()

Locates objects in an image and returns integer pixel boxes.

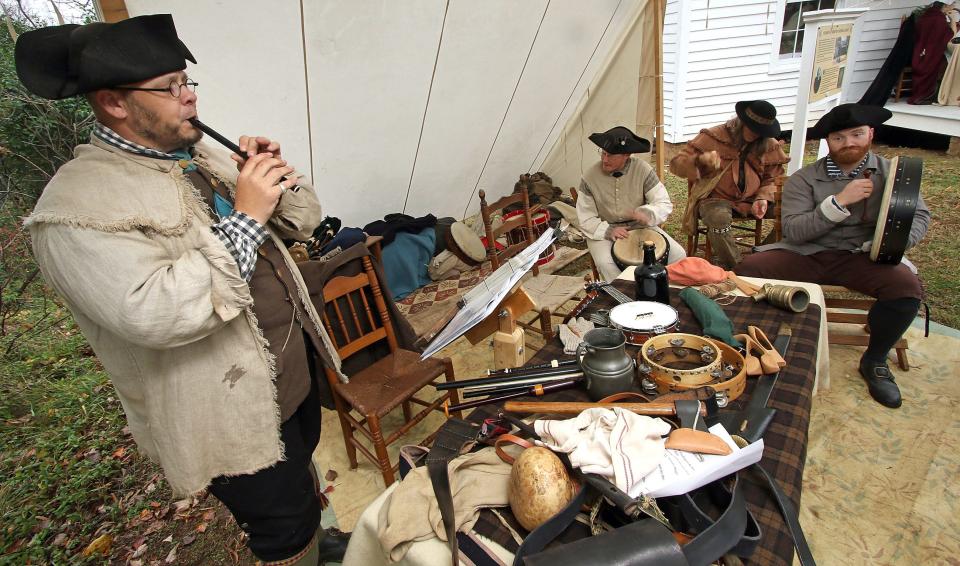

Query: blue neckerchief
[170,148,198,173]
[213,192,234,218]
[170,148,234,217]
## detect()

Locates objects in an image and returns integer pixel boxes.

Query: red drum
[502,209,556,266]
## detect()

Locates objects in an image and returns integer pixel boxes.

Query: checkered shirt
[93,123,266,281]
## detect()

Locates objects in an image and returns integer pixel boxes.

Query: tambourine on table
[871,156,923,264]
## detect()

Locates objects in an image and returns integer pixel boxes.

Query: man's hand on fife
[750,199,768,219]
[609,226,630,240]
[834,178,873,207]
[233,153,301,225]
[231,135,283,172]
[632,209,653,226]
[696,150,721,174]
[240,135,281,159]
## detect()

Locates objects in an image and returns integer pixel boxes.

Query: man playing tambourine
[736,104,930,409]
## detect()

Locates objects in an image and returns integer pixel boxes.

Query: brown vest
[186,166,319,420]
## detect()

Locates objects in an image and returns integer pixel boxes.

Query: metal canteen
[752,284,810,313]
[576,328,635,400]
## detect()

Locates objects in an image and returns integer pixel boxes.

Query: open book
[420,226,559,359]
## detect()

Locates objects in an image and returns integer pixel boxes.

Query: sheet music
[630,424,764,498]
[420,226,560,359]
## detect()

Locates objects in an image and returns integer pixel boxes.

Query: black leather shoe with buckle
[859,359,902,408]
[317,527,350,564]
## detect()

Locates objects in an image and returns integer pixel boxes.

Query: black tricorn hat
[735,100,781,139]
[14,14,196,100]
[588,126,651,155]
[807,103,892,139]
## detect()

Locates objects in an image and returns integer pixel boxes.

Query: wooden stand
[465,287,534,370]
[493,310,525,370]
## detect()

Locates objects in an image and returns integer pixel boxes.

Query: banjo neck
[599,282,633,305]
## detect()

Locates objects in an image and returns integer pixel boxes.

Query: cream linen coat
[26,136,344,496]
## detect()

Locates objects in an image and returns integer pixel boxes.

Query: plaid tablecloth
[464,280,821,566]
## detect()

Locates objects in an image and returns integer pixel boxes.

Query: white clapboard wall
[842,0,929,102]
[124,0,652,227]
[662,0,926,143]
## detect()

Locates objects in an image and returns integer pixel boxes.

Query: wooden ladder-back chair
[478,189,584,342]
[320,256,461,486]
[771,179,909,370]
[894,16,913,103]
[686,176,782,260]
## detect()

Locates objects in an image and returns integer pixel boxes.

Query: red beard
[832,145,869,166]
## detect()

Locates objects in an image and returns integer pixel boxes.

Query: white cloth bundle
[534,407,671,495]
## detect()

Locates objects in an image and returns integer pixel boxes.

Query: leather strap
[494,434,534,464]
[523,519,688,566]
[512,484,588,566]
[597,391,653,403]
[426,419,482,566]
[675,400,708,432]
[676,475,760,563]
[751,464,816,566]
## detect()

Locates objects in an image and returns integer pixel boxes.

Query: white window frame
[768,0,842,74]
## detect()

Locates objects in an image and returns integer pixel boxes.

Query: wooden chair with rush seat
[320,255,462,486]
[685,176,783,260]
[478,188,585,342]
[768,179,910,371]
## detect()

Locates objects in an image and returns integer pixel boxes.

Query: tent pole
[653,0,664,180]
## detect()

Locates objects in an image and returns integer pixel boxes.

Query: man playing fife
[16,15,349,565]
[736,103,930,409]
[576,126,686,282]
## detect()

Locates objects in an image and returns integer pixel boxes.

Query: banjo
[870,156,923,265]
[583,283,680,346]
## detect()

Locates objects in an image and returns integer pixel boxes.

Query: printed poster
[810,23,852,102]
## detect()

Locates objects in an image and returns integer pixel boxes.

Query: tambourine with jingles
[870,156,923,264]
[637,333,746,406]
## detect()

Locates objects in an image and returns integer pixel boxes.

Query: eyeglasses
[114,78,198,99]
[596,148,612,157]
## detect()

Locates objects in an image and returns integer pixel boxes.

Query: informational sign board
[809,23,853,103]
[788,8,868,174]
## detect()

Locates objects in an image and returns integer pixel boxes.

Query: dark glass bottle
[634,241,670,305]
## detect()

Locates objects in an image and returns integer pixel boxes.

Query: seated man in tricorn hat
[735,103,930,409]
[669,100,790,269]
[15,14,349,565]
[576,126,686,282]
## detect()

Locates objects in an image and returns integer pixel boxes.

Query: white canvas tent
[99,0,664,227]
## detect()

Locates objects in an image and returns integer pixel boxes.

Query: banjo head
[870,156,923,264]
[608,300,679,332]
